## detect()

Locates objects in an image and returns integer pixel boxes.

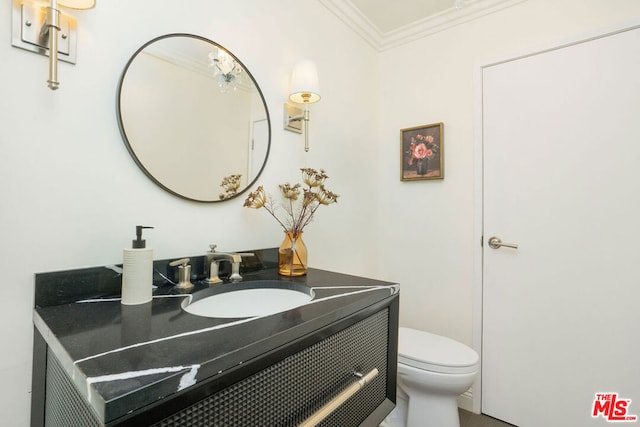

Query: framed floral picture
[400,122,444,181]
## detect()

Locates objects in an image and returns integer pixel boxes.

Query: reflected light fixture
[11,0,96,90]
[208,48,243,93]
[284,60,321,152]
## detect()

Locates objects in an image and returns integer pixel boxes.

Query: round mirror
[117,34,271,202]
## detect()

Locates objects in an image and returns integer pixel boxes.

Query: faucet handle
[231,252,255,263]
[206,260,223,285]
[236,252,255,258]
[169,258,193,290]
[208,244,217,253]
[229,261,242,282]
[228,253,254,282]
[169,257,190,267]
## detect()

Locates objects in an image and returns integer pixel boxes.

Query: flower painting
[400,122,443,181]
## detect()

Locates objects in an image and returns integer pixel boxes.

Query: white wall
[377,0,640,348]
[2,0,640,424]
[0,1,379,424]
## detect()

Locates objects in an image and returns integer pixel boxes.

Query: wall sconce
[284,60,321,152]
[11,0,96,90]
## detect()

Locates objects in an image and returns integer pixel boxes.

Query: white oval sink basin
[183,281,313,318]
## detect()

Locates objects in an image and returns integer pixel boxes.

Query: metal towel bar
[298,368,379,427]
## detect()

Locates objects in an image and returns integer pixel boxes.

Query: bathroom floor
[459,409,516,426]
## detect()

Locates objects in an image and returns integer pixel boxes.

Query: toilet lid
[398,327,479,374]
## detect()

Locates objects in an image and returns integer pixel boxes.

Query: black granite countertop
[34,249,399,424]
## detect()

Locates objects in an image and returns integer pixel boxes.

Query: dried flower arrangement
[219,174,242,200]
[243,168,339,234]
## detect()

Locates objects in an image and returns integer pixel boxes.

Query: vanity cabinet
[32,254,398,427]
[40,300,397,426]
[155,305,395,427]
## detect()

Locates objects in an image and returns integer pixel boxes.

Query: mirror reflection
[117,34,270,202]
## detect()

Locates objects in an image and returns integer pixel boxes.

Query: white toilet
[387,327,480,427]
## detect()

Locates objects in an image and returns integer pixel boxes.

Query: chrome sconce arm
[284,104,312,152]
[11,0,96,91]
[44,2,61,89]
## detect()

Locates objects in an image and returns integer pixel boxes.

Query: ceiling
[349,0,458,33]
[319,0,525,51]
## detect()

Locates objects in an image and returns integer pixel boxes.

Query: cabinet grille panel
[154,309,390,427]
[45,350,102,427]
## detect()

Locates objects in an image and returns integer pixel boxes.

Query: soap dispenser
[122,225,154,305]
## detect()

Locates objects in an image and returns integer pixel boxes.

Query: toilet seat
[398,327,479,374]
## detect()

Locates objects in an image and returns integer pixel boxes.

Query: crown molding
[143,44,254,92]
[319,0,527,51]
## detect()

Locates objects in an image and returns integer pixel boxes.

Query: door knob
[488,237,518,250]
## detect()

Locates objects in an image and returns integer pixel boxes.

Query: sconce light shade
[285,59,321,152]
[58,0,96,9]
[289,60,321,104]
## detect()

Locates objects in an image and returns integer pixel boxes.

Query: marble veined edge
[33,311,106,421]
[36,282,398,422]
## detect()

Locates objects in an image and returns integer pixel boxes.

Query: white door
[248,118,269,183]
[482,27,640,426]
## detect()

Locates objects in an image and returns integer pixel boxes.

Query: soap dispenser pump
[122,225,154,305]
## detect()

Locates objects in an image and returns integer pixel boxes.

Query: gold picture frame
[400,122,444,181]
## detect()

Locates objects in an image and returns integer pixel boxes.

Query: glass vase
[278,231,307,276]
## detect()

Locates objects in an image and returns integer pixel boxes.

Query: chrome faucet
[206,244,254,284]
